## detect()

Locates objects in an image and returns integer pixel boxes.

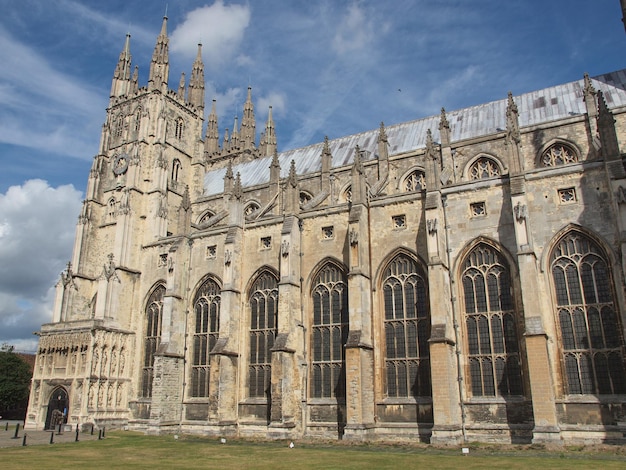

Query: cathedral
[25,15,626,445]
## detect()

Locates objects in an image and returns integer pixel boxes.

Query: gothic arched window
[171,159,182,182]
[461,244,523,396]
[541,143,578,167]
[550,232,626,395]
[469,156,501,180]
[190,277,221,398]
[175,117,184,139]
[141,284,165,398]
[382,253,431,398]
[404,170,426,192]
[107,198,117,223]
[311,262,348,399]
[248,271,278,398]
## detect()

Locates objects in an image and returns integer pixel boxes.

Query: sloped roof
[204,70,626,196]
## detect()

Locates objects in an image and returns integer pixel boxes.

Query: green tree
[0,343,32,414]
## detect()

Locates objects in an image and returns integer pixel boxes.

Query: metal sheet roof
[204,70,626,196]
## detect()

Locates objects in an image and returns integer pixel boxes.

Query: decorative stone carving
[427,218,438,234]
[349,228,358,246]
[281,240,290,257]
[224,249,232,265]
[514,201,528,222]
[617,186,626,205]
[102,253,120,282]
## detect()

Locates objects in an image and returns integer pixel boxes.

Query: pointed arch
[378,249,431,398]
[171,158,182,182]
[548,229,626,395]
[458,240,523,397]
[398,167,427,192]
[309,258,348,399]
[537,139,581,167]
[464,153,505,181]
[141,282,165,398]
[190,275,221,398]
[247,267,279,399]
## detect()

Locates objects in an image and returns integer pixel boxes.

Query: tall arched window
[175,117,184,139]
[107,198,117,223]
[191,277,220,398]
[382,253,431,398]
[469,156,501,180]
[171,159,182,182]
[461,243,523,396]
[141,284,165,398]
[311,262,348,399]
[550,231,626,395]
[248,271,278,398]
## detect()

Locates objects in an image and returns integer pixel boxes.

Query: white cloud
[0,180,82,351]
[170,1,251,66]
[257,92,287,119]
[332,2,386,56]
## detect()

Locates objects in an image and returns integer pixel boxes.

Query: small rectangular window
[206,245,217,259]
[558,187,576,204]
[261,236,272,249]
[392,215,406,229]
[322,226,334,239]
[158,253,168,267]
[470,202,486,217]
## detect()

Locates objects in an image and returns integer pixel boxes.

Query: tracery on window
[248,271,278,399]
[107,198,117,222]
[174,117,184,139]
[115,115,124,138]
[300,191,312,205]
[191,277,220,398]
[461,243,523,397]
[404,170,426,192]
[541,143,578,167]
[551,232,626,395]
[311,263,348,399]
[141,284,165,398]
[469,157,501,180]
[198,210,215,225]
[383,254,431,398]
[245,202,260,216]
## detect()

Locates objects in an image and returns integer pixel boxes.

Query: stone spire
[240,87,256,151]
[177,72,186,100]
[321,136,332,194]
[131,65,139,93]
[204,100,220,156]
[425,129,440,191]
[231,116,240,149]
[188,43,205,112]
[597,90,620,159]
[148,16,170,92]
[270,150,281,185]
[351,146,367,205]
[505,92,522,175]
[224,159,234,194]
[285,160,300,214]
[583,73,599,147]
[262,106,276,156]
[377,122,389,162]
[438,108,451,146]
[110,33,132,98]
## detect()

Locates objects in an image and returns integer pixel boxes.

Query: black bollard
[22,433,27,446]
[98,429,102,440]
[4,422,7,431]
[75,426,80,442]
[50,431,54,444]
[57,423,63,435]
[12,423,20,439]
[102,426,106,438]
[90,424,94,435]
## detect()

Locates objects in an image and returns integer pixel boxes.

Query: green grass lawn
[1,432,626,469]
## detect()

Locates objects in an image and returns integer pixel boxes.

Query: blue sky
[0,0,624,351]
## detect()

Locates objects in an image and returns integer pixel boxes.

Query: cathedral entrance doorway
[44,387,69,430]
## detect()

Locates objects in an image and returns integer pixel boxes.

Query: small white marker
[462,447,470,455]
[220,438,226,444]
[289,441,294,448]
